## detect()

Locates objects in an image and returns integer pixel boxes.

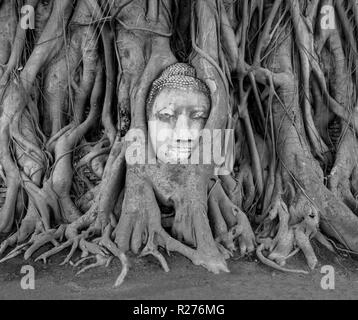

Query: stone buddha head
[146,63,211,164]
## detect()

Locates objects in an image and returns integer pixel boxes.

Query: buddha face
[148,88,211,164]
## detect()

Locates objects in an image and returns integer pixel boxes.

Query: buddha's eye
[157,110,175,121]
[191,112,207,120]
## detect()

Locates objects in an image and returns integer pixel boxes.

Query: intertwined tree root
[1,0,358,288]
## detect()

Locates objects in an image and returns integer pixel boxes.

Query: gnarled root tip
[294,228,318,270]
[113,251,129,288]
[75,254,113,275]
[256,244,309,274]
[100,225,129,288]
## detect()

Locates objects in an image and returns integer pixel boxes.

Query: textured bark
[0,0,358,285]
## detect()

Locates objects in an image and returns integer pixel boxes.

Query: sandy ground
[0,242,358,300]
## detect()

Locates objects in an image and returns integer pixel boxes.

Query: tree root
[29,219,130,288]
[0,224,65,263]
[256,188,319,273]
[2,0,358,289]
[34,229,96,265]
[114,165,233,275]
[98,225,129,288]
[74,254,113,276]
[208,176,255,256]
[256,243,309,274]
[140,233,170,273]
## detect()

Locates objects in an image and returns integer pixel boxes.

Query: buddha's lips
[167,143,193,156]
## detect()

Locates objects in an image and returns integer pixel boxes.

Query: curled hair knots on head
[146,63,211,118]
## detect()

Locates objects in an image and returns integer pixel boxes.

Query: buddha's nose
[174,114,193,141]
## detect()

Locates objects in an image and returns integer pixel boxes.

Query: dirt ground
[0,241,358,300]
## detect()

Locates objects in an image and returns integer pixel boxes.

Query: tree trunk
[0,0,358,285]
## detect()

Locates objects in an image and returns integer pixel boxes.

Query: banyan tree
[0,0,358,286]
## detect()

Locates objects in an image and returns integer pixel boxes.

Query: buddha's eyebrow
[156,103,209,113]
[192,106,209,111]
[175,102,209,110]
[156,104,175,113]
